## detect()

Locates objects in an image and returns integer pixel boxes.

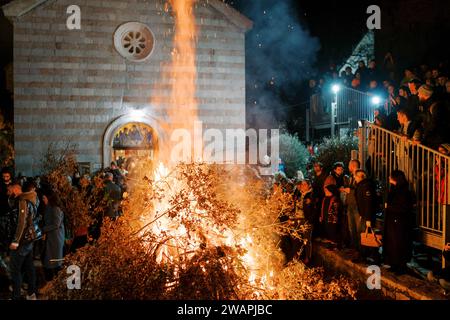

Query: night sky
[225,0,377,132]
[0,0,385,130]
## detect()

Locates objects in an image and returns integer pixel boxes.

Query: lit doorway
[111,122,158,170]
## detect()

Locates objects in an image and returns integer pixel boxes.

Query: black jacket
[11,191,40,245]
[294,190,315,224]
[104,180,122,218]
[355,178,377,222]
[312,171,327,201]
[406,94,419,120]
[0,183,10,216]
[421,99,448,149]
[383,185,415,267]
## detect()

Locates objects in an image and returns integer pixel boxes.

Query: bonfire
[43,0,356,300]
[43,162,356,300]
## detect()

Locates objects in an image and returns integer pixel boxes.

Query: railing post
[444,166,450,267]
[358,121,367,171]
[443,205,448,268]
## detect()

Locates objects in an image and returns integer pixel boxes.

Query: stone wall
[12,0,247,175]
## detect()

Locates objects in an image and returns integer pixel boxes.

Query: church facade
[2,0,252,176]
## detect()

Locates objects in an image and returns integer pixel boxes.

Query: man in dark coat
[311,162,327,238]
[397,109,416,139]
[355,170,380,263]
[7,183,39,300]
[417,85,448,149]
[406,79,421,122]
[104,172,122,219]
[0,168,13,215]
[0,168,13,280]
[324,162,345,189]
[342,160,361,250]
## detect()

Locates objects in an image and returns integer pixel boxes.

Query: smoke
[232,0,320,129]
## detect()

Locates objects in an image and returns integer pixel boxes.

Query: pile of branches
[43,163,357,300]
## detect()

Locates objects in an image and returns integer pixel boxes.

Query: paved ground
[0,241,447,300]
[313,240,449,300]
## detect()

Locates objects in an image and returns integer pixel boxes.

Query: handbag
[360,226,382,248]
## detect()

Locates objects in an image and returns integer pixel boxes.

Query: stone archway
[103,114,167,168]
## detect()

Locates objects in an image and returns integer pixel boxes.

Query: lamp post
[331,84,340,138]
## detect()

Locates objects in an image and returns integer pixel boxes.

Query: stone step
[312,241,449,300]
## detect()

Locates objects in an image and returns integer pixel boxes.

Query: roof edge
[2,0,253,32]
[2,0,49,21]
[207,0,253,32]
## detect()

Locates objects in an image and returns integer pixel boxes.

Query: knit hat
[418,84,433,97]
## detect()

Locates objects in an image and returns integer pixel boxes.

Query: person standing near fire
[7,182,40,300]
[293,179,315,264]
[341,160,361,250]
[104,172,122,219]
[0,168,13,277]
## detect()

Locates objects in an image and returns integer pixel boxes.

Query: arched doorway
[103,114,166,169]
[111,122,157,168]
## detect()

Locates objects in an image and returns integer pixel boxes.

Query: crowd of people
[309,56,450,152]
[304,56,450,292]
[274,159,450,291]
[0,162,128,300]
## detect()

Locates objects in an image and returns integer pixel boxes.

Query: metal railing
[359,122,450,252]
[336,87,374,127]
[307,87,375,139]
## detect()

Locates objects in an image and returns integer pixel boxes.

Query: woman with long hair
[41,188,65,281]
[383,170,415,274]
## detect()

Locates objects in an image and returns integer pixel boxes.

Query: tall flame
[151,0,198,157]
[144,0,276,296]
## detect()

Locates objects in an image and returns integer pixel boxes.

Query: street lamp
[371,96,381,106]
[332,84,341,94]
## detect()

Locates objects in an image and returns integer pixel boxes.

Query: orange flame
[151,0,198,143]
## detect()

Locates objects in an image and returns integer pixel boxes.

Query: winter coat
[324,172,345,189]
[42,205,65,269]
[10,191,40,246]
[104,180,122,218]
[312,171,327,202]
[383,185,415,267]
[293,189,315,224]
[344,175,358,209]
[355,178,378,222]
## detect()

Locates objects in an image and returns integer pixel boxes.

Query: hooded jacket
[12,191,39,245]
